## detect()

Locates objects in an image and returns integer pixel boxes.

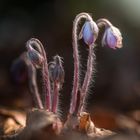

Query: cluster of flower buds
[79,17,122,49]
[66,12,123,134]
[78,16,122,49]
[70,12,123,117]
[26,38,64,113]
[23,12,123,136]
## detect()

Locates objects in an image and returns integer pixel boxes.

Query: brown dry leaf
[3,118,22,135]
[0,107,26,126]
[0,107,26,136]
[78,112,114,138]
[78,112,95,133]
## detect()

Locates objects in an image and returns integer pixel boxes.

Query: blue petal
[106,28,117,49]
[82,21,94,45]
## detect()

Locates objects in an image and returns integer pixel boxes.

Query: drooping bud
[102,26,122,49]
[49,55,64,84]
[27,44,44,68]
[79,21,99,46]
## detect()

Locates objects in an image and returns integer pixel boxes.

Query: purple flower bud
[27,45,44,68]
[79,21,99,46]
[102,26,122,49]
[49,55,64,84]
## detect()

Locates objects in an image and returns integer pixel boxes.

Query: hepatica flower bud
[79,21,99,45]
[102,26,122,49]
[49,55,64,84]
[27,45,44,68]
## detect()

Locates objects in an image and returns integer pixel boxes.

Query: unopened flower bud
[49,55,64,84]
[27,45,44,68]
[102,26,122,49]
[79,21,99,46]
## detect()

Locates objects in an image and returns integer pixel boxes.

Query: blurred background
[0,0,140,131]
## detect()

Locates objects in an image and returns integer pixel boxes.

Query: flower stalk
[27,61,44,109]
[96,18,122,49]
[70,12,98,114]
[49,55,64,113]
[79,45,95,112]
[26,38,51,110]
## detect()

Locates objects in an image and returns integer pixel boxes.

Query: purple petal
[82,21,94,45]
[111,26,123,48]
[102,27,117,49]
[106,28,117,49]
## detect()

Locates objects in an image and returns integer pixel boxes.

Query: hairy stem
[28,63,43,109]
[21,52,43,109]
[79,45,95,112]
[52,81,59,113]
[27,38,52,110]
[35,39,52,110]
[96,18,112,28]
[42,63,51,110]
[70,12,93,114]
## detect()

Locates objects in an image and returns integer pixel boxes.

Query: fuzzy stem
[42,63,51,110]
[35,39,52,110]
[22,52,43,109]
[27,38,52,110]
[28,63,43,109]
[40,47,51,110]
[96,18,112,28]
[52,81,59,113]
[70,13,93,114]
[79,44,94,112]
